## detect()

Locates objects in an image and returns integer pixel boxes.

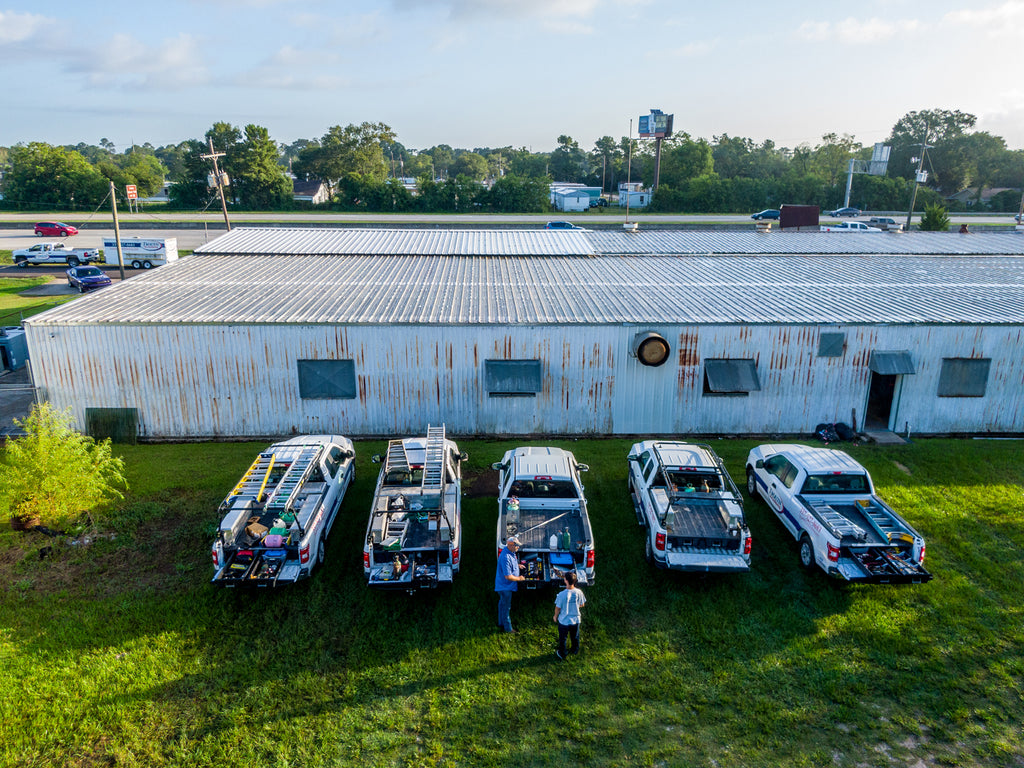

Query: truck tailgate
[665,551,750,572]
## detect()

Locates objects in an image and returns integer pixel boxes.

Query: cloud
[795,16,919,44]
[944,0,1024,26]
[231,46,352,90]
[293,12,391,48]
[392,0,600,30]
[67,33,210,90]
[0,10,49,45]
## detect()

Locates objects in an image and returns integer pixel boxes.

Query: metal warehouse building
[22,228,1024,439]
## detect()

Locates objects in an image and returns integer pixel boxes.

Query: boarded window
[869,351,916,375]
[86,408,138,444]
[485,359,542,397]
[937,358,990,397]
[703,359,761,395]
[297,359,356,399]
[818,332,846,357]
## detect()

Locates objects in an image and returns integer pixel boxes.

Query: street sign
[126,184,138,200]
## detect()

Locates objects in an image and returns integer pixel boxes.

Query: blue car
[66,266,112,293]
[545,221,585,230]
[829,207,861,217]
[751,209,780,220]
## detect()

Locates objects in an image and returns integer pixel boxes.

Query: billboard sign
[125,184,138,200]
[638,110,674,138]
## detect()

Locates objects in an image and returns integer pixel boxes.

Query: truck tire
[798,534,815,571]
[143,261,153,269]
[746,469,757,498]
[317,533,326,566]
[131,260,142,269]
[645,537,653,563]
[67,257,80,267]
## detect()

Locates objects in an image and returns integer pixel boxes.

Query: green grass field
[0,437,1021,767]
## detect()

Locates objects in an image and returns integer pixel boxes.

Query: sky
[3,0,1024,155]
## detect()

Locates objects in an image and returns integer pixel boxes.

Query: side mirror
[576,463,590,473]
[755,459,764,469]
[491,462,505,471]
[460,452,469,462]
[626,454,638,462]
[371,454,382,464]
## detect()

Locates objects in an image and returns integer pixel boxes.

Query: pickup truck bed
[509,504,587,550]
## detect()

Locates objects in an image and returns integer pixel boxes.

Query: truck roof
[758,443,866,474]
[650,442,721,471]
[508,446,576,480]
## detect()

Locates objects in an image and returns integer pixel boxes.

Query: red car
[34,222,79,237]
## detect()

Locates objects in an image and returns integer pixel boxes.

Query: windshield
[801,474,868,494]
[78,268,102,277]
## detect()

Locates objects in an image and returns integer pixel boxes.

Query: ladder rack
[230,452,276,501]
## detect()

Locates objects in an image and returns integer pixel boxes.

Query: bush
[0,403,127,529]
[919,204,951,231]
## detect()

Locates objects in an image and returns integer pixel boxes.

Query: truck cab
[492,446,595,588]
[628,441,751,573]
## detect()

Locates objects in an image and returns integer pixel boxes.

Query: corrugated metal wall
[25,322,1024,437]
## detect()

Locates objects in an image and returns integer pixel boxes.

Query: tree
[591,136,620,192]
[812,133,862,187]
[647,133,713,188]
[486,174,550,212]
[293,122,396,196]
[919,203,950,231]
[0,403,127,530]
[450,152,488,181]
[887,109,977,190]
[169,139,215,209]
[548,135,589,183]
[232,124,292,209]
[2,143,108,208]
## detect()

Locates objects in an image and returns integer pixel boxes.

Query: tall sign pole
[110,182,126,282]
[202,138,232,232]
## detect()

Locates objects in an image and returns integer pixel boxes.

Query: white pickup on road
[819,221,882,233]
[745,444,931,584]
[628,441,752,573]
[13,242,100,267]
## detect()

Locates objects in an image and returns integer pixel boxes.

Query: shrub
[919,204,951,231]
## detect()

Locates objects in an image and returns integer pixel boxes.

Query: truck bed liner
[665,499,729,539]
[513,509,587,550]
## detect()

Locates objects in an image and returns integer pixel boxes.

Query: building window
[818,332,846,357]
[937,358,991,397]
[485,359,542,397]
[703,358,761,396]
[297,359,356,399]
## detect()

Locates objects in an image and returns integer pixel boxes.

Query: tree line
[1,108,1022,214]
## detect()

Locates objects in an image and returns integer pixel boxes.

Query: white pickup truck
[211,435,355,587]
[363,425,466,590]
[492,446,596,588]
[628,441,751,573]
[14,242,101,267]
[819,221,882,233]
[745,444,931,584]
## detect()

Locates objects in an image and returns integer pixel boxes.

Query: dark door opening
[865,373,896,430]
[0,346,9,371]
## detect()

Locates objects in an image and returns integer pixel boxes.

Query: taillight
[919,544,925,565]
[743,536,752,556]
[586,549,595,568]
[363,551,370,569]
[453,547,460,565]
[655,533,666,552]
[827,542,840,562]
[212,549,218,567]
[300,545,310,564]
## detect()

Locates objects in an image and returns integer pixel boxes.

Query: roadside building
[22,228,1024,439]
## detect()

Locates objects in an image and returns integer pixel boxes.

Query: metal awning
[704,359,761,392]
[869,351,916,375]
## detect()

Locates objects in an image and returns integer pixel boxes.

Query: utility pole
[109,181,126,282]
[625,119,633,226]
[905,123,931,231]
[202,138,232,232]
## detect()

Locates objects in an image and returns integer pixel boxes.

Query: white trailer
[102,237,178,269]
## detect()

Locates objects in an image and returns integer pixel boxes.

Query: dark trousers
[557,621,580,655]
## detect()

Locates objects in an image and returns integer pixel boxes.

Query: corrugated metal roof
[194,228,596,256]
[27,247,1024,326]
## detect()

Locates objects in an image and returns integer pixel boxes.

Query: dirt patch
[893,461,912,476]
[464,467,499,498]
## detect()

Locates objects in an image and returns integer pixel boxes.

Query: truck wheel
[131,260,142,269]
[645,537,653,563]
[746,469,757,497]
[142,261,153,269]
[317,534,326,566]
[798,535,815,571]
[68,257,80,267]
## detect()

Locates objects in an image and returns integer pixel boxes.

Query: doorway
[865,373,897,430]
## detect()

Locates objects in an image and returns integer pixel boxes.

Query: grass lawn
[0,275,77,326]
[0,437,1021,767]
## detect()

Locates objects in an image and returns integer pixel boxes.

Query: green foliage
[232,124,292,209]
[486,174,550,212]
[2,142,108,208]
[0,403,127,528]
[919,203,951,231]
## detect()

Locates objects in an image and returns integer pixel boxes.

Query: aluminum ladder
[385,439,410,472]
[809,500,867,541]
[230,452,276,501]
[265,447,319,514]
[421,424,446,493]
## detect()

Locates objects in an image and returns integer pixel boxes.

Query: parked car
[545,221,585,230]
[35,222,79,237]
[66,266,112,293]
[827,207,861,217]
[590,198,609,208]
[751,209,780,220]
[866,217,904,232]
[1015,213,1022,223]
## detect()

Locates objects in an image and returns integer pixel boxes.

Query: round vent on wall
[632,332,670,367]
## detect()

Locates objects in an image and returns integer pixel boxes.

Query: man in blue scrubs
[495,536,525,632]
